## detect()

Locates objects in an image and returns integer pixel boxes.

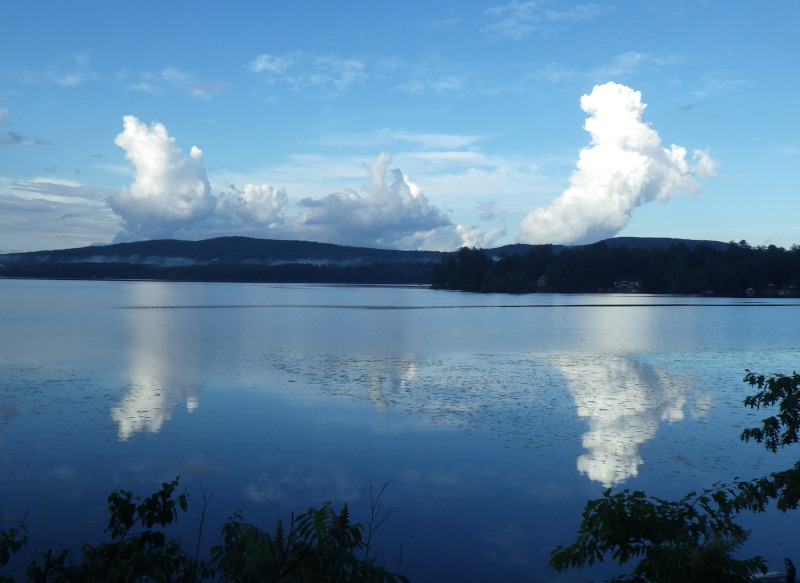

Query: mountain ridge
[0,235,731,266]
[1,236,788,293]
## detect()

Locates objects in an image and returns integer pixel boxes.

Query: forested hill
[0,236,446,284]
[0,236,445,265]
[484,237,728,259]
[2,236,797,295]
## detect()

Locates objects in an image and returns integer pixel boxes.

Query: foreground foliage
[0,478,407,582]
[550,370,800,582]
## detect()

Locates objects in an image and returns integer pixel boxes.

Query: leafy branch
[550,369,800,582]
[1,478,406,582]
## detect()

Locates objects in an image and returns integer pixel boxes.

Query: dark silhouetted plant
[1,477,405,582]
[551,370,800,582]
[211,501,407,583]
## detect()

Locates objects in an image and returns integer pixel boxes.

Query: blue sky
[1,1,798,252]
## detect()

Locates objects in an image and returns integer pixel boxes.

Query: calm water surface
[1,279,799,582]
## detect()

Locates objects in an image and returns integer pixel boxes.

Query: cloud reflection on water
[266,348,714,488]
[111,286,203,440]
[111,378,198,441]
[106,303,710,489]
[549,353,707,487]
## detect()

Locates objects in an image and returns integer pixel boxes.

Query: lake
[1,279,799,582]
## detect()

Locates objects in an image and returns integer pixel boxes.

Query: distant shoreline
[2,236,798,297]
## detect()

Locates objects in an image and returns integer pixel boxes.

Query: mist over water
[1,280,799,582]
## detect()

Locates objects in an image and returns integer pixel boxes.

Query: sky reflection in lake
[550,354,702,487]
[2,280,800,582]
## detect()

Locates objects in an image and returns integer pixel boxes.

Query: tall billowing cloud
[108,116,485,250]
[518,82,717,245]
[109,116,215,240]
[290,151,457,249]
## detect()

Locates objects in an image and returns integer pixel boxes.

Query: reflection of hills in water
[266,350,709,487]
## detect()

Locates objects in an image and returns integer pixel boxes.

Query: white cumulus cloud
[290,151,459,249]
[518,82,717,245]
[107,117,487,250]
[217,183,288,228]
[109,116,216,241]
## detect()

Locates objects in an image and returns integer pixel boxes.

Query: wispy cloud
[389,131,483,150]
[590,51,684,82]
[592,51,647,79]
[124,67,230,99]
[248,52,367,94]
[314,129,484,151]
[249,51,465,97]
[8,178,109,203]
[424,16,463,29]
[389,59,469,95]
[0,177,119,252]
[778,146,800,157]
[309,56,367,91]
[20,53,96,87]
[0,109,49,147]
[694,71,747,98]
[0,130,48,147]
[396,77,464,94]
[248,54,294,74]
[671,70,748,112]
[484,1,614,39]
[530,62,578,83]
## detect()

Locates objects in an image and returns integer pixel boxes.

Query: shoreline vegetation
[0,478,408,583]
[431,240,800,297]
[0,236,798,297]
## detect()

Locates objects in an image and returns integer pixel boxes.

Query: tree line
[4,239,800,295]
[430,240,800,296]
